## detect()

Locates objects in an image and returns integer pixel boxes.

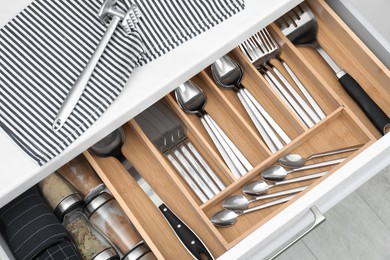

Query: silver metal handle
[237,89,281,152]
[282,61,326,119]
[249,185,307,203]
[243,88,291,144]
[272,66,320,124]
[269,205,325,260]
[289,157,345,173]
[263,70,314,128]
[52,15,121,131]
[200,116,244,178]
[308,144,362,161]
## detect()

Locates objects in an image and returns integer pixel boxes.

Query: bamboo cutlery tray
[84,0,390,258]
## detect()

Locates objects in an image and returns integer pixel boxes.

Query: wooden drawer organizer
[83,0,390,258]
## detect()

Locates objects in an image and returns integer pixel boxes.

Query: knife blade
[127,166,214,260]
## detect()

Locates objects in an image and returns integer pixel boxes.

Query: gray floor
[277,164,390,260]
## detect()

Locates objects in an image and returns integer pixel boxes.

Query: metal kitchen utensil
[175,80,253,178]
[89,127,214,260]
[261,157,345,181]
[254,28,326,120]
[278,2,390,135]
[239,29,315,128]
[211,55,291,153]
[211,195,295,227]
[242,170,326,196]
[53,0,141,131]
[279,144,362,168]
[222,185,307,211]
[135,101,226,202]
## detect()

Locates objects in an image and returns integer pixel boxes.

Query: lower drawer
[82,0,390,258]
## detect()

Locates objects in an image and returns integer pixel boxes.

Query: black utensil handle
[159,204,214,260]
[339,73,390,135]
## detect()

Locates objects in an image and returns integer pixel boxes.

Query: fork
[240,29,318,128]
[277,2,390,135]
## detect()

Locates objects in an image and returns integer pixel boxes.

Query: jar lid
[122,242,152,260]
[54,192,84,220]
[92,247,119,260]
[84,192,113,218]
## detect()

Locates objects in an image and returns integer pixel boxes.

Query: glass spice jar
[58,155,105,203]
[85,193,156,260]
[63,209,119,260]
[39,172,84,219]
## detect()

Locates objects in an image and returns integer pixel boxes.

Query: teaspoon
[261,157,345,181]
[211,195,294,227]
[279,144,362,168]
[242,170,326,196]
[223,185,306,211]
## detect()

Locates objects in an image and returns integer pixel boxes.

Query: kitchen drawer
[0,0,389,259]
[80,0,389,258]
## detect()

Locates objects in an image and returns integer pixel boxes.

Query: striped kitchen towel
[0,0,244,165]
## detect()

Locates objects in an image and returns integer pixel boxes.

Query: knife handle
[158,204,214,260]
[339,73,390,135]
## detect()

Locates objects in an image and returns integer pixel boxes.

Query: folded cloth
[0,186,79,260]
[34,240,81,260]
[0,0,244,165]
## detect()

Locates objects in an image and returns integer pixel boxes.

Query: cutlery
[279,144,362,168]
[135,101,226,202]
[242,171,326,196]
[222,185,306,211]
[89,127,214,260]
[240,29,316,128]
[261,157,345,181]
[175,80,253,178]
[278,2,390,135]
[211,55,291,153]
[53,0,141,131]
[211,195,294,227]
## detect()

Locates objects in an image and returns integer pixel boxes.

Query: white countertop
[0,0,303,208]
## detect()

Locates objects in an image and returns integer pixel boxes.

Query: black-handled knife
[128,167,214,259]
[339,73,390,135]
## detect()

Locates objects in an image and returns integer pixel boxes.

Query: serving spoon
[175,80,253,178]
[211,55,291,152]
[242,170,326,196]
[261,157,345,181]
[223,185,306,211]
[279,144,362,168]
[211,195,294,227]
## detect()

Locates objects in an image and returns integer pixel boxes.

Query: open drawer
[0,0,389,259]
[79,0,390,258]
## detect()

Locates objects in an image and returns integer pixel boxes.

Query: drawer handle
[269,205,325,260]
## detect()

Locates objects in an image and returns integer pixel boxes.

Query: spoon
[242,171,326,196]
[211,55,291,153]
[278,144,362,168]
[223,185,307,211]
[211,195,294,227]
[261,157,345,181]
[175,80,253,178]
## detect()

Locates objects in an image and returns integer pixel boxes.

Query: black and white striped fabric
[34,240,81,260]
[0,0,244,165]
[0,186,81,260]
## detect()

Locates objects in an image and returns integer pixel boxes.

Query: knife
[127,166,214,260]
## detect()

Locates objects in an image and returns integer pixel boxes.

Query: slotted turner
[278,2,389,135]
